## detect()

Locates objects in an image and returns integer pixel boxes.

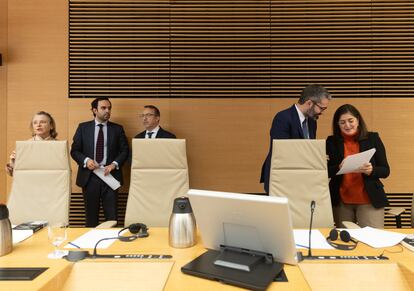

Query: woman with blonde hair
[5,111,58,176]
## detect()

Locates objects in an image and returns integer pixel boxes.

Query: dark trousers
[82,173,118,227]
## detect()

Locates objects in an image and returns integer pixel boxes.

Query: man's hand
[104,163,116,176]
[86,159,99,170]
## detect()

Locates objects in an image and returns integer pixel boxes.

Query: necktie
[302,119,309,139]
[147,132,154,139]
[96,124,104,163]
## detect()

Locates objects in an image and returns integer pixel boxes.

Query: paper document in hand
[336,148,376,175]
[346,227,406,248]
[93,167,121,190]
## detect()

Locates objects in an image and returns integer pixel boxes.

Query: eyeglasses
[139,113,156,119]
[312,101,328,112]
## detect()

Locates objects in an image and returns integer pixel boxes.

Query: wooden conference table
[1,228,414,291]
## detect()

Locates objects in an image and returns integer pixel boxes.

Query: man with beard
[260,84,332,194]
[71,97,129,227]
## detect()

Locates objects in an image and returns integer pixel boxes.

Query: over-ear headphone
[117,223,149,242]
[326,229,358,250]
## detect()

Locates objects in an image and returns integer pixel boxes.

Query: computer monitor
[188,189,298,265]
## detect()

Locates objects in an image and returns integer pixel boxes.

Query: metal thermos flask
[169,197,196,248]
[0,204,12,256]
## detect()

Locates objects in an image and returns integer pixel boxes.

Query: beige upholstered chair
[7,141,71,225]
[269,139,334,228]
[125,139,189,227]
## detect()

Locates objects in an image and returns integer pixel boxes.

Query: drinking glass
[47,222,68,259]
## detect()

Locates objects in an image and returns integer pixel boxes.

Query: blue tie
[302,119,309,139]
[147,132,154,139]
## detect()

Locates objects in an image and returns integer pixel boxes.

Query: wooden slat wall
[69,0,414,99]
[68,192,413,227]
[69,0,171,97]
[385,193,413,228]
[70,192,128,227]
[170,0,271,97]
[271,0,373,97]
[372,1,414,97]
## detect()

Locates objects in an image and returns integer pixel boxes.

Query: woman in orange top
[326,104,390,228]
[5,111,58,176]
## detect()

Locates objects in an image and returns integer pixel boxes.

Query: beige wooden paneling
[3,0,414,200]
[5,0,69,197]
[0,0,7,202]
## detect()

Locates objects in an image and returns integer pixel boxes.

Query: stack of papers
[12,229,33,244]
[346,227,406,248]
[64,229,121,249]
[294,230,334,250]
[293,227,407,250]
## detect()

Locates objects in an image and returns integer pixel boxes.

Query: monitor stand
[181,245,284,291]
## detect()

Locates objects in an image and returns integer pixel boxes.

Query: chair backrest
[269,139,334,228]
[125,139,189,227]
[7,141,71,225]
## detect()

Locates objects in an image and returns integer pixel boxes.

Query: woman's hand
[9,151,16,165]
[5,163,14,176]
[358,162,373,175]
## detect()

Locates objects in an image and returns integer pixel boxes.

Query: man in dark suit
[134,105,176,139]
[71,97,129,227]
[260,84,332,193]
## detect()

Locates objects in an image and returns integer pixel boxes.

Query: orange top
[339,134,370,204]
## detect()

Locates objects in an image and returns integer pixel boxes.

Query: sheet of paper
[346,226,406,248]
[64,229,121,249]
[12,229,33,244]
[294,229,334,250]
[336,148,376,175]
[93,167,121,190]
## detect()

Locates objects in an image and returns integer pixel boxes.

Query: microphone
[308,200,316,257]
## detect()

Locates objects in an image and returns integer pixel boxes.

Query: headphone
[326,229,358,250]
[117,223,149,242]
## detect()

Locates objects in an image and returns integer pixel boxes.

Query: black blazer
[71,120,129,187]
[134,127,176,139]
[326,132,390,208]
[260,105,317,193]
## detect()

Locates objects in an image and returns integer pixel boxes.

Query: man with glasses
[134,105,176,139]
[260,84,332,193]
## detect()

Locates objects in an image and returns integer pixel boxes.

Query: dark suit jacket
[134,127,176,139]
[326,132,390,208]
[71,120,129,188]
[260,105,317,193]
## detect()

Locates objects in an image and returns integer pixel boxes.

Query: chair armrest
[386,207,405,216]
[95,220,117,228]
[342,221,361,229]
